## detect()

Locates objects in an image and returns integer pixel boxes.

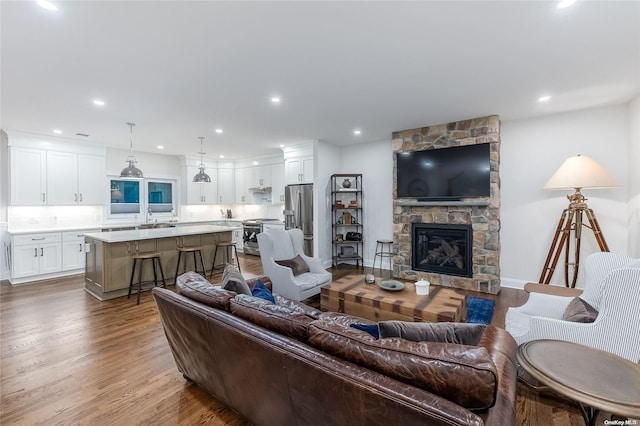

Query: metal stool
[373,239,393,273]
[175,245,206,279]
[210,241,240,277]
[128,251,166,305]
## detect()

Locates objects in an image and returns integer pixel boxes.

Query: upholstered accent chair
[257,228,332,301]
[505,252,640,362]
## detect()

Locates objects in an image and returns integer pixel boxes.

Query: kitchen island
[84,225,235,300]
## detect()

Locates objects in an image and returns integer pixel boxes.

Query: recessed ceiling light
[271,97,281,104]
[36,0,57,11]
[353,129,362,135]
[157,145,164,150]
[279,144,285,148]
[215,128,223,134]
[93,99,105,106]
[53,129,62,134]
[252,161,259,166]
[219,155,225,159]
[557,0,577,9]
[538,95,551,102]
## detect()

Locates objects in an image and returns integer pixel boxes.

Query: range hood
[248,186,272,193]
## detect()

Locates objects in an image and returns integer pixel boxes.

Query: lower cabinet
[62,230,100,271]
[11,233,62,280]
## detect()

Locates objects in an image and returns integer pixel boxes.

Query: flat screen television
[396,144,490,201]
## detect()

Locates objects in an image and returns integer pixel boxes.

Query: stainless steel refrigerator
[284,184,313,256]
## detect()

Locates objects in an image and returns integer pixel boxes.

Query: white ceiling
[1,1,639,160]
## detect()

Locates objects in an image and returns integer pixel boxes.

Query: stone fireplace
[392,115,501,294]
[412,223,473,278]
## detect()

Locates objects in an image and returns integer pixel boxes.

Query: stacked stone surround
[392,115,501,294]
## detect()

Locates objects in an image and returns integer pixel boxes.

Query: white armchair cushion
[293,272,332,291]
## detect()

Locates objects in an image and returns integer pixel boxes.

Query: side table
[517,340,640,426]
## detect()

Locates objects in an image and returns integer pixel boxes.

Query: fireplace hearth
[412,223,473,278]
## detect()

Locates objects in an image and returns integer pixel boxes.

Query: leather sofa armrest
[524,282,583,297]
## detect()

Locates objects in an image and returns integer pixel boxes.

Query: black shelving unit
[331,174,363,267]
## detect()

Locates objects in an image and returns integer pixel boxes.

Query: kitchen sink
[138,223,177,229]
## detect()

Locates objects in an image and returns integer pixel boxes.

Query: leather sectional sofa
[153,272,518,426]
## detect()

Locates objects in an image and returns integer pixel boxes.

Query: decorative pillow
[230,294,315,341]
[221,264,252,296]
[251,279,275,303]
[308,318,498,410]
[275,255,310,276]
[350,323,380,339]
[378,321,486,345]
[563,297,598,323]
[176,271,236,311]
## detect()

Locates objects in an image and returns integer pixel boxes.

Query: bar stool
[373,239,393,273]
[128,251,166,305]
[175,245,206,279]
[210,241,240,277]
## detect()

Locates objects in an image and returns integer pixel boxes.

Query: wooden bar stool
[210,241,240,277]
[128,251,166,305]
[175,245,206,279]
[373,239,393,274]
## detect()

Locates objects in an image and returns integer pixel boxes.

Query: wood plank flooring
[0,255,600,425]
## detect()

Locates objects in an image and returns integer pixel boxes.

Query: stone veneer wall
[392,115,501,294]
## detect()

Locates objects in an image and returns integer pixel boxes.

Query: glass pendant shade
[192,137,212,183]
[120,122,143,178]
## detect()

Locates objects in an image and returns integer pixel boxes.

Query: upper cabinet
[271,163,285,204]
[282,142,314,185]
[185,165,218,204]
[217,168,234,204]
[10,147,47,205]
[46,151,105,205]
[284,156,313,184]
[8,134,106,206]
[251,165,272,188]
[234,167,251,204]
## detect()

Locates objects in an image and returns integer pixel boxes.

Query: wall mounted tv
[396,143,491,201]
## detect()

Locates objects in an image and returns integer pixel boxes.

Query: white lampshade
[543,155,620,190]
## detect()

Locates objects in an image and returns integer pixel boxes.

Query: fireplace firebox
[411,223,473,278]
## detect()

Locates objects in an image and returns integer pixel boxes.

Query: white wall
[338,140,394,268]
[106,147,182,178]
[316,141,342,265]
[628,94,640,257]
[501,104,630,289]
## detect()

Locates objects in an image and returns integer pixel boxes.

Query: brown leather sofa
[153,272,517,426]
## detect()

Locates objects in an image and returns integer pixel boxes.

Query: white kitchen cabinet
[284,156,313,184]
[232,227,244,252]
[186,166,218,204]
[234,167,253,204]
[252,165,272,188]
[217,168,234,204]
[46,151,105,205]
[9,147,47,205]
[271,163,285,204]
[62,230,100,271]
[12,232,62,279]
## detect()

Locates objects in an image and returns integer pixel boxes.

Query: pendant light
[120,122,144,178]
[192,137,212,183]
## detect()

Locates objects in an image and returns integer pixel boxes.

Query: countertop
[6,218,279,235]
[83,224,236,243]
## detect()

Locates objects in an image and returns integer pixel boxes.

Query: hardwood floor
[0,254,601,425]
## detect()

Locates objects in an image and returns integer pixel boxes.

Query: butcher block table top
[320,274,466,322]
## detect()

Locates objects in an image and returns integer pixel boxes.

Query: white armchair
[257,228,332,301]
[505,252,640,362]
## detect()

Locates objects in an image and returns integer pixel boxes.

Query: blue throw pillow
[251,279,275,303]
[350,323,379,339]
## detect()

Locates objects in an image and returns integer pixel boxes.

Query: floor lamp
[539,155,620,288]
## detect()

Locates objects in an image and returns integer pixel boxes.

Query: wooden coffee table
[320,274,466,322]
[517,340,640,425]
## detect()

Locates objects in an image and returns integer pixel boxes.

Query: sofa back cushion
[176,271,236,311]
[378,321,487,345]
[230,294,316,341]
[308,319,498,410]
